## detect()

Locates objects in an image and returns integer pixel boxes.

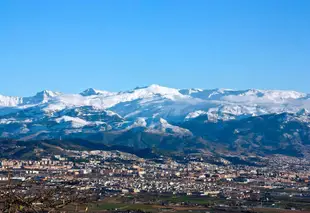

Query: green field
[62,194,310,213]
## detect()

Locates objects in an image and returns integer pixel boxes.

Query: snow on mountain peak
[0,85,310,127]
[80,88,115,97]
[133,84,181,96]
[179,88,203,95]
[34,90,60,99]
[1,85,310,140]
[36,90,59,97]
[0,90,60,107]
[221,89,307,104]
[19,90,61,106]
[0,94,23,107]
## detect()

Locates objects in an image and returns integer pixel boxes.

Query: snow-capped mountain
[0,84,310,140]
[80,88,116,97]
[0,90,61,107]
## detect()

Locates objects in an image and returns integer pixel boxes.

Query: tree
[0,172,90,213]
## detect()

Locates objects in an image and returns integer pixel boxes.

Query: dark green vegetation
[57,112,310,158]
[1,112,310,161]
[65,194,310,213]
[0,139,157,160]
[60,112,310,158]
[180,112,310,158]
[0,139,267,166]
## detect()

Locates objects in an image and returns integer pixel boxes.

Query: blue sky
[1,0,309,96]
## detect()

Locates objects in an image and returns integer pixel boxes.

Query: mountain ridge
[1,84,310,158]
[1,84,308,104]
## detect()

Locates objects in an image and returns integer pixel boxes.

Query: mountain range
[1,84,310,158]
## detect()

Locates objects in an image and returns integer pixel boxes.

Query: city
[2,0,310,212]
[1,149,310,212]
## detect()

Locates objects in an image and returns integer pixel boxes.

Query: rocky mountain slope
[1,85,310,157]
